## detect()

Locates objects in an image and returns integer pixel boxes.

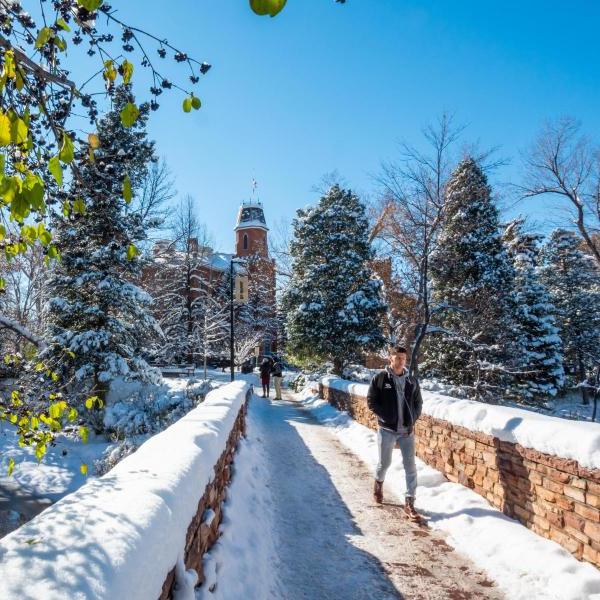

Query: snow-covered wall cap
[321,375,370,398]
[320,376,600,471]
[0,380,251,600]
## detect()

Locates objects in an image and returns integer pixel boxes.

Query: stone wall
[160,392,249,599]
[319,382,600,569]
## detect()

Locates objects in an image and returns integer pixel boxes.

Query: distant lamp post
[254,344,260,369]
[230,258,248,381]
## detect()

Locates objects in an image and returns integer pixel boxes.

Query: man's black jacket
[367,369,423,431]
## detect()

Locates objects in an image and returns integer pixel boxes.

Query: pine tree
[282,185,386,373]
[42,86,160,418]
[540,229,600,403]
[503,220,565,403]
[423,158,517,399]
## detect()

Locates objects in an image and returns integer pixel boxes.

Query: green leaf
[191,96,201,110]
[120,102,139,128]
[35,27,53,49]
[55,36,67,52]
[8,112,28,145]
[182,97,192,113]
[127,244,139,261]
[80,463,88,476]
[7,457,14,477]
[249,0,287,17]
[39,230,52,246]
[59,132,74,164]
[77,0,103,10]
[122,174,132,203]
[48,156,63,186]
[10,191,29,223]
[23,173,45,210]
[47,245,59,260]
[56,18,71,32]
[72,197,86,215]
[121,60,134,84]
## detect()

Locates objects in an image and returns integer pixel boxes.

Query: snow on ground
[0,425,111,502]
[0,380,251,600]
[0,372,230,539]
[299,383,600,600]
[323,375,600,470]
[197,394,282,599]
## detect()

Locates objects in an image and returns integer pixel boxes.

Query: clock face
[241,207,266,224]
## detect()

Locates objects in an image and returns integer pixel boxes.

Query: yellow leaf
[88,133,100,149]
[80,463,88,476]
[121,60,133,84]
[0,112,11,146]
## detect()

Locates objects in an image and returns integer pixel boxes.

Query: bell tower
[235,201,269,258]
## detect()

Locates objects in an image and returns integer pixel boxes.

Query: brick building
[143,200,277,364]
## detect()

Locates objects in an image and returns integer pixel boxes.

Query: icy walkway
[200,390,503,599]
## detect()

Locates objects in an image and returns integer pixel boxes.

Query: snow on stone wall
[0,380,251,600]
[320,376,600,568]
[321,375,600,470]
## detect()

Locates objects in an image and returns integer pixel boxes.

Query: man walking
[367,345,423,520]
[271,357,283,400]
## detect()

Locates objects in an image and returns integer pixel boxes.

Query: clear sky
[110,0,600,252]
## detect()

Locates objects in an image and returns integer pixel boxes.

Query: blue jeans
[375,428,418,498]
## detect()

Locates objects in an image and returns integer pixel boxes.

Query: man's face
[389,350,407,373]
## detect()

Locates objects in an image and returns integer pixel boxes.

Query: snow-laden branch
[0,313,46,349]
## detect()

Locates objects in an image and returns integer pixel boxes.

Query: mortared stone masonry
[320,381,600,569]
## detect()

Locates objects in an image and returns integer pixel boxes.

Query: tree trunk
[592,364,600,422]
[578,354,590,405]
[332,357,344,376]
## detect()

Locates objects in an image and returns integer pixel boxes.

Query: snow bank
[0,380,251,600]
[321,375,600,470]
[300,386,600,600]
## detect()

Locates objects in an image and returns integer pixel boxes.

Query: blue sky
[108,0,600,252]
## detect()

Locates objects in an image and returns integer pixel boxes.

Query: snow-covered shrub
[103,388,193,439]
[342,364,379,383]
[94,441,138,476]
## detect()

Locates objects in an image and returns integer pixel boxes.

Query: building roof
[235,202,269,232]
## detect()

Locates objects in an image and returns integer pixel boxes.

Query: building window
[243,234,248,250]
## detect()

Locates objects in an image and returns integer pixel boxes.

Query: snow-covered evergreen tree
[282,185,386,373]
[503,219,565,403]
[42,86,160,416]
[423,157,517,398]
[540,229,600,403]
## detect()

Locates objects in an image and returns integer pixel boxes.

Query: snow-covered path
[201,391,503,599]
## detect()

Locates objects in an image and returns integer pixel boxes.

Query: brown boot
[404,496,421,521]
[373,480,383,504]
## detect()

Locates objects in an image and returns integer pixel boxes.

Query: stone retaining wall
[319,382,600,569]
[160,391,249,599]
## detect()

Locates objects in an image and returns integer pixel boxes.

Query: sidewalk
[200,389,504,599]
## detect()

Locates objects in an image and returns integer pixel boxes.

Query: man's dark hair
[389,345,407,355]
